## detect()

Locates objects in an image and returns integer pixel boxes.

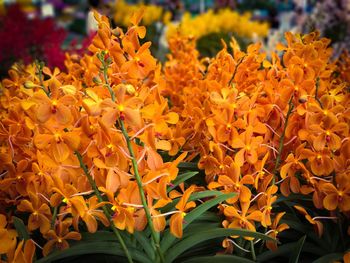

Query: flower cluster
[0,9,350,263]
[0,10,198,261]
[113,0,171,27]
[166,9,269,41]
[162,31,350,249]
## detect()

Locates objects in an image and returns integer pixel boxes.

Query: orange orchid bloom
[123,8,147,49]
[43,219,81,256]
[294,205,324,237]
[321,173,350,212]
[100,83,144,130]
[307,95,345,127]
[300,148,334,177]
[33,126,80,163]
[147,196,170,232]
[50,178,81,211]
[28,89,76,125]
[259,185,278,227]
[206,107,237,144]
[100,186,137,233]
[170,185,196,238]
[252,152,272,191]
[5,239,36,263]
[71,196,109,233]
[0,214,17,255]
[208,161,254,204]
[279,66,315,104]
[28,151,55,193]
[266,212,289,251]
[223,201,262,239]
[0,159,33,196]
[308,121,348,151]
[93,157,130,194]
[279,144,311,196]
[231,126,264,166]
[121,41,157,79]
[17,191,51,234]
[42,67,62,90]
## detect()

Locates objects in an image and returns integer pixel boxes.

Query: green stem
[98,51,115,101]
[119,120,165,263]
[75,151,134,263]
[273,96,294,184]
[102,64,115,101]
[51,206,58,229]
[228,55,246,86]
[315,77,323,109]
[35,60,50,97]
[98,50,163,262]
[250,240,256,261]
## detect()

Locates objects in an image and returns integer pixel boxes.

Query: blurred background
[0,0,349,77]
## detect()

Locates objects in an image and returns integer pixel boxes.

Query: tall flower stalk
[99,53,165,263]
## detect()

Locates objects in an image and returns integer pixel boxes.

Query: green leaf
[289,235,306,263]
[312,253,343,263]
[281,219,327,249]
[81,231,117,242]
[134,231,155,260]
[182,222,219,237]
[165,228,276,263]
[168,171,198,192]
[276,194,312,204]
[178,162,198,170]
[257,240,322,262]
[160,192,235,253]
[161,190,225,213]
[36,241,151,263]
[192,211,220,222]
[181,254,255,263]
[12,216,30,240]
[257,242,296,262]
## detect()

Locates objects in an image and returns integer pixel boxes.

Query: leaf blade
[166,228,276,263]
[35,241,151,263]
[181,254,255,263]
[289,235,306,263]
[12,216,30,240]
[160,192,235,253]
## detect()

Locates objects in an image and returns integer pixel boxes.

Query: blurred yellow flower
[166,9,269,40]
[114,0,171,27]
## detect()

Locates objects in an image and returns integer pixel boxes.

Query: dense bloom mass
[0,8,349,263]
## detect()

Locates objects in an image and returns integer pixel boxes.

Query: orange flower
[300,148,334,176]
[121,41,157,79]
[259,185,278,227]
[33,126,80,163]
[28,89,76,125]
[100,186,137,233]
[100,84,144,130]
[321,173,350,212]
[71,196,109,233]
[224,201,262,239]
[0,214,17,255]
[5,239,36,263]
[231,126,264,166]
[266,212,289,251]
[170,185,196,238]
[208,161,254,204]
[308,121,348,151]
[93,157,130,194]
[43,219,81,256]
[17,191,51,234]
[294,205,323,237]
